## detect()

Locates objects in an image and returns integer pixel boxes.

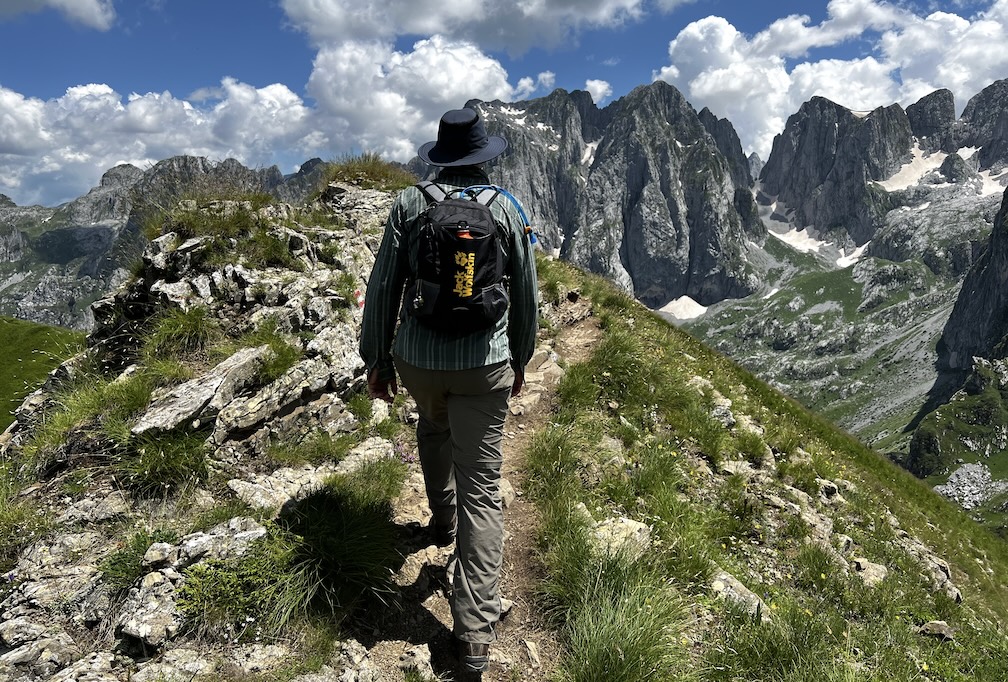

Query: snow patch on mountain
[837,242,870,268]
[877,144,947,191]
[659,295,707,320]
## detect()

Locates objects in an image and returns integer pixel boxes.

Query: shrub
[119,430,209,496]
[539,504,688,682]
[177,529,310,640]
[346,392,374,425]
[712,474,765,542]
[244,229,303,271]
[266,431,352,468]
[179,456,409,639]
[0,464,50,573]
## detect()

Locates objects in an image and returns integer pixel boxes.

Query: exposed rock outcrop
[476,80,762,307]
[0,156,328,330]
[938,187,1008,370]
[759,97,912,246]
[906,88,957,153]
[960,78,1008,171]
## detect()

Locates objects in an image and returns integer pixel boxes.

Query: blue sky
[0,0,1005,206]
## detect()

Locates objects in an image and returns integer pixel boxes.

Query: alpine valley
[5,78,1008,529]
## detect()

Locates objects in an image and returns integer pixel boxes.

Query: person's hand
[368,367,397,403]
[511,368,524,397]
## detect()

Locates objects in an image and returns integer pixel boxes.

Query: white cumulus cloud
[281,0,647,53]
[0,0,115,30]
[655,0,1008,160]
[0,81,318,206]
[305,36,517,162]
[585,79,613,104]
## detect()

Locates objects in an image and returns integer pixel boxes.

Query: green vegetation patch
[525,256,1008,682]
[144,201,304,273]
[100,527,179,593]
[908,360,1008,479]
[0,316,84,431]
[320,153,417,192]
[177,457,407,641]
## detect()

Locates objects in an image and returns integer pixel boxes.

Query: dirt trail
[358,314,600,681]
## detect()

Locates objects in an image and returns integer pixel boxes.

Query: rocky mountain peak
[98,164,144,189]
[759,95,912,245]
[906,88,956,152]
[473,80,762,308]
[961,78,1008,170]
[699,106,754,190]
[0,193,16,208]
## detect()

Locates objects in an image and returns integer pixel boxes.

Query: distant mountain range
[0,157,330,330]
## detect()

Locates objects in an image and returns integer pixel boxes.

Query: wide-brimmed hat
[417,108,508,167]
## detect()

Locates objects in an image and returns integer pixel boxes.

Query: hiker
[359,107,539,674]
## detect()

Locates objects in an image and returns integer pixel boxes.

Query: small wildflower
[922,662,929,672]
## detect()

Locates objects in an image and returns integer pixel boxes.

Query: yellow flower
[922,662,929,672]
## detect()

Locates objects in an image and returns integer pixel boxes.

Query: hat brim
[417,136,508,167]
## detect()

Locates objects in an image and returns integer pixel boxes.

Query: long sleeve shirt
[359,166,539,381]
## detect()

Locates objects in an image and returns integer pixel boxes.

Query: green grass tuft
[320,153,417,192]
[100,527,178,593]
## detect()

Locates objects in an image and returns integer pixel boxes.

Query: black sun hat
[417,108,508,167]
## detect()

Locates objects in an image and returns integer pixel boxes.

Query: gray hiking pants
[394,357,513,645]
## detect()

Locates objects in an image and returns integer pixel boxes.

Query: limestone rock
[132,647,217,681]
[398,644,436,680]
[228,463,341,512]
[711,569,771,622]
[133,345,272,435]
[117,571,181,648]
[853,557,889,587]
[919,620,956,641]
[57,491,131,525]
[591,516,652,560]
[45,651,119,682]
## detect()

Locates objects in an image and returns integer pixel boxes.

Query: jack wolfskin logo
[454,251,475,297]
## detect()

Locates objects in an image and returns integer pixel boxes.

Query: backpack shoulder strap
[416,181,448,204]
[456,185,500,207]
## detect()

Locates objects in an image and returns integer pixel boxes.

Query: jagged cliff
[935,188,1008,372]
[474,81,763,307]
[688,80,1008,478]
[758,98,912,246]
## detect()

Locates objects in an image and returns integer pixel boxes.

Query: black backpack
[403,181,508,334]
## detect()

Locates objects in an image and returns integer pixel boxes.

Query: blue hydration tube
[460,185,537,244]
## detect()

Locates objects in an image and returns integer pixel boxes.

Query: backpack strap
[457,185,501,208]
[416,181,448,203]
[459,184,537,244]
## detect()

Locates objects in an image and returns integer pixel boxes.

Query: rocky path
[355,311,600,681]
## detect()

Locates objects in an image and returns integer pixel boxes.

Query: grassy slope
[533,255,1008,682]
[0,316,83,430]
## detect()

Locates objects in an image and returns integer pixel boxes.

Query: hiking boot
[454,637,490,673]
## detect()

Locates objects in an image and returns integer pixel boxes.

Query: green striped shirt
[359,167,539,381]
